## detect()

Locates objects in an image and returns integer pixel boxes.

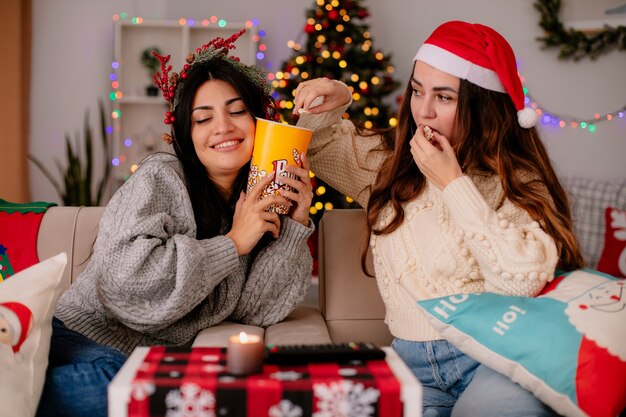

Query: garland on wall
[530,0,626,132]
[534,0,626,60]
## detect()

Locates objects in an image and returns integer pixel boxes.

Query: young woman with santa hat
[294,20,583,417]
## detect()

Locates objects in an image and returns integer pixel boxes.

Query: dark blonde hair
[363,71,583,273]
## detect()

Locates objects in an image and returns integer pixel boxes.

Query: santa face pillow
[416,269,626,417]
[0,253,67,417]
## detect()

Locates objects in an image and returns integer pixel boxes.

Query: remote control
[264,342,386,365]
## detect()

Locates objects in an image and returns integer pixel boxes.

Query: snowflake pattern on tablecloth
[165,383,216,417]
[313,380,380,417]
[131,381,156,400]
[268,399,304,417]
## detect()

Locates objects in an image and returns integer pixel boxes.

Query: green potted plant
[29,100,112,206]
[141,47,161,96]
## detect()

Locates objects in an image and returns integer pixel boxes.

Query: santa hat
[0,302,33,354]
[414,21,538,128]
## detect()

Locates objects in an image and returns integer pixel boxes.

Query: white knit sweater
[298,107,559,342]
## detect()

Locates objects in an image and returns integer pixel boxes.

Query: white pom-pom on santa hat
[414,21,537,129]
[517,107,538,128]
[0,302,33,358]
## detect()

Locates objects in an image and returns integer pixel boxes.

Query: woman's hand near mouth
[410,124,463,191]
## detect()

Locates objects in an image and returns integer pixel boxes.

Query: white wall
[30,0,626,204]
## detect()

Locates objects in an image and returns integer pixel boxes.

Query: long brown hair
[363,74,583,273]
[172,59,274,239]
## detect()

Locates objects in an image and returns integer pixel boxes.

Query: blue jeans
[392,338,557,417]
[35,317,128,417]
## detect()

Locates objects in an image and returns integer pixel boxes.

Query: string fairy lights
[107,14,268,178]
[521,75,625,133]
[106,11,623,186]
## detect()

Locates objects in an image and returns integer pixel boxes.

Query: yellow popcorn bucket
[247,118,313,214]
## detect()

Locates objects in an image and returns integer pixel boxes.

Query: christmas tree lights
[272,0,400,223]
[106,8,624,194]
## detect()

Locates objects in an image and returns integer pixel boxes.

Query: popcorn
[297,96,324,114]
[424,125,434,141]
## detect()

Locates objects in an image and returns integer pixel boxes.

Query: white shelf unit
[111,19,259,181]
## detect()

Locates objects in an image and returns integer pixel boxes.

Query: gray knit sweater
[55,153,313,355]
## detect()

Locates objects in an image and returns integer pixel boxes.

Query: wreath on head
[534,0,626,60]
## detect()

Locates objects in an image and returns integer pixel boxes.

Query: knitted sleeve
[297,106,389,208]
[229,218,314,327]
[92,156,244,334]
[442,175,559,296]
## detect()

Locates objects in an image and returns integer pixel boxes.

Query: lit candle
[227,331,264,375]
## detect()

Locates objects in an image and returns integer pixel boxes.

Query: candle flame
[239,331,249,343]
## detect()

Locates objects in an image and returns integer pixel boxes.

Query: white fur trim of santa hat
[0,302,32,353]
[414,21,538,128]
[414,44,506,94]
[0,305,21,346]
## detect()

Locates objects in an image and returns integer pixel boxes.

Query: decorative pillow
[0,253,67,417]
[597,206,626,278]
[416,269,626,417]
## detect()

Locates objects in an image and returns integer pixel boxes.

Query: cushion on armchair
[597,206,626,278]
[416,269,626,417]
[561,177,626,269]
[0,253,67,417]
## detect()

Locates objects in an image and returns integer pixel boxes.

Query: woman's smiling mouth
[212,139,243,150]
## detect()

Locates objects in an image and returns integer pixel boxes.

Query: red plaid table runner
[124,346,403,417]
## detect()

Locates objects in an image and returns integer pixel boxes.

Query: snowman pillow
[0,253,67,417]
[416,269,626,417]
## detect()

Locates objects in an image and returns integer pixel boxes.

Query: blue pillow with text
[416,269,626,417]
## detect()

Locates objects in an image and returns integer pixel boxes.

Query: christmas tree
[0,244,15,281]
[272,0,400,224]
